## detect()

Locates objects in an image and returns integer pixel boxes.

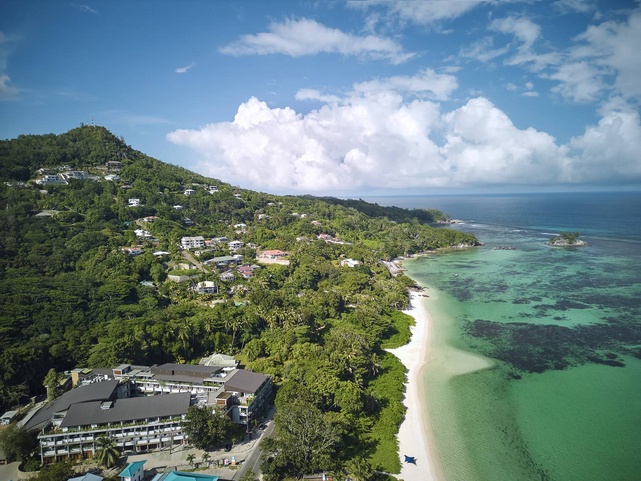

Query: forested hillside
[0,125,478,476]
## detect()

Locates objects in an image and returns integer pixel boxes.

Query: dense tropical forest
[0,125,478,478]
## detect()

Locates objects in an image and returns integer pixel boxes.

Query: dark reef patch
[463,317,641,374]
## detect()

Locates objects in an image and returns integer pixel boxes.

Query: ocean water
[364,192,641,481]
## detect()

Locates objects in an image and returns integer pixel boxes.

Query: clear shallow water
[364,192,641,481]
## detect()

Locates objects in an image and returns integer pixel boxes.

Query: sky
[1,0,641,195]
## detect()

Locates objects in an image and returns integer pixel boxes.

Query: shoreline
[387,290,447,481]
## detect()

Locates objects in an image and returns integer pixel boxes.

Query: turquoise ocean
[364,192,641,481]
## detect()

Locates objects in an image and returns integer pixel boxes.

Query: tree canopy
[0,125,480,475]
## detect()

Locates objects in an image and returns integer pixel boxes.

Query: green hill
[0,125,478,474]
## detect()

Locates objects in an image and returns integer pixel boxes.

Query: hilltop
[0,125,478,477]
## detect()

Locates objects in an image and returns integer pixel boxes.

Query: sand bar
[387,290,447,481]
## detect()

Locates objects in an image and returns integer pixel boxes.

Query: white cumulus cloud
[569,110,641,184]
[167,70,641,192]
[219,17,414,64]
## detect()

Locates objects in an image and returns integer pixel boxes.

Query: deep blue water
[363,191,641,240]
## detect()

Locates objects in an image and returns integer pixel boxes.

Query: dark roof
[25,380,119,430]
[223,370,269,394]
[152,363,221,378]
[60,392,190,428]
[151,373,219,384]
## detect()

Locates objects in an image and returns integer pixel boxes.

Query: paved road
[0,461,19,481]
[233,418,275,480]
[181,250,206,271]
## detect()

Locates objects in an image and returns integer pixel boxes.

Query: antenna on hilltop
[91,116,94,126]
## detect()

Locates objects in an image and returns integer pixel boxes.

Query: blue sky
[1,0,640,195]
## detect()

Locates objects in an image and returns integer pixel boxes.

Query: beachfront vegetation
[0,125,479,474]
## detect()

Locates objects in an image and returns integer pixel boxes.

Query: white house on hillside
[181,236,205,249]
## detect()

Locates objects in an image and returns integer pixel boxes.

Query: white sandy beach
[387,290,446,481]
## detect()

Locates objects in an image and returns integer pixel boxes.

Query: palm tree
[186,453,196,466]
[95,435,120,468]
[346,456,375,481]
[201,452,210,466]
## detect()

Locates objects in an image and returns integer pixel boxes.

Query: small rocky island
[547,231,587,247]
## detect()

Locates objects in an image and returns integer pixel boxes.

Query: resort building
[37,391,190,464]
[28,360,272,464]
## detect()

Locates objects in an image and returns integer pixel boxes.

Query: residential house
[181,236,205,250]
[184,189,196,196]
[191,281,218,295]
[122,247,143,256]
[62,171,88,181]
[310,220,322,226]
[104,174,120,181]
[173,205,183,210]
[207,185,218,193]
[142,216,158,223]
[105,161,122,171]
[1,410,18,425]
[211,236,229,243]
[259,249,288,259]
[134,229,152,239]
[233,223,247,233]
[127,198,140,207]
[36,174,67,185]
[219,271,235,282]
[258,214,270,220]
[203,255,241,268]
[183,218,194,226]
[238,264,260,279]
[340,258,360,268]
[228,240,244,252]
